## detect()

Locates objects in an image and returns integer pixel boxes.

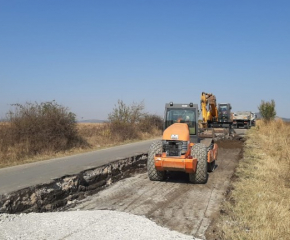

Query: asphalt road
[0,138,159,195]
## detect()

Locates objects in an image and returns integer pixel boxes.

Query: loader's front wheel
[147,141,165,181]
[189,143,208,184]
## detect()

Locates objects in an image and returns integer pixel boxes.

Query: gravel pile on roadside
[0,210,196,240]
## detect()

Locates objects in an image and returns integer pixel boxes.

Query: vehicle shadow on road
[164,164,219,184]
[165,171,190,184]
[213,164,219,171]
[165,171,210,184]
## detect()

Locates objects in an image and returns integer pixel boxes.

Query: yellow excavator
[200,92,218,128]
[200,92,233,129]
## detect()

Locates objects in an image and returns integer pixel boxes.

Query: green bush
[258,99,276,122]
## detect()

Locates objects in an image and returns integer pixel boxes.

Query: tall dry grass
[218,119,290,239]
[0,122,162,168]
[77,122,162,146]
[0,100,163,168]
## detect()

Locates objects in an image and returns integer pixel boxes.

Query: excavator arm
[200,92,218,127]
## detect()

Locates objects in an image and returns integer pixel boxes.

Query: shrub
[138,114,163,132]
[3,101,87,157]
[258,99,276,122]
[108,100,163,141]
[108,100,145,125]
[108,100,145,141]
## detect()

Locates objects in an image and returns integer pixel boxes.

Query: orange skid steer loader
[147,102,218,184]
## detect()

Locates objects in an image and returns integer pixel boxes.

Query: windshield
[219,105,228,111]
[165,109,196,135]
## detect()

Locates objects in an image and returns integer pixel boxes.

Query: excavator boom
[200,92,218,128]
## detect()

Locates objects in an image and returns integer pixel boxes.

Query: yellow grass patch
[218,119,290,239]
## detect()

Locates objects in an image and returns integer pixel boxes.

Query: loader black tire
[147,141,165,181]
[189,143,208,184]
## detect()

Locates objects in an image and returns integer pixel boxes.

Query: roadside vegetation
[258,99,276,122]
[215,119,290,239]
[0,100,162,168]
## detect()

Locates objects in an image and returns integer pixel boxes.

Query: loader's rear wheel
[147,141,165,181]
[189,143,208,184]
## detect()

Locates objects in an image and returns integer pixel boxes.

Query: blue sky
[1,0,289,120]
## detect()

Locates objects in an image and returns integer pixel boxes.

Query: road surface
[0,138,159,195]
[69,139,244,239]
[0,137,245,240]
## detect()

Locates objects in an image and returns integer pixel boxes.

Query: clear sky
[1,0,289,120]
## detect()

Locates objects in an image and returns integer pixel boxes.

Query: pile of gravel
[0,210,196,240]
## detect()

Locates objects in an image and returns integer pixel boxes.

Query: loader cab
[164,102,199,143]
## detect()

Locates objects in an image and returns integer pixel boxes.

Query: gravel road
[0,210,196,240]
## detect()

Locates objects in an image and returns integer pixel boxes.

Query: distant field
[77,122,105,127]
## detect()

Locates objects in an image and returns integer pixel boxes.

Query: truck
[232,111,256,129]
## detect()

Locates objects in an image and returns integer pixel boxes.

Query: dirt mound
[217,139,244,149]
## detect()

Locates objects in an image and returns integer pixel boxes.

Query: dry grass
[77,122,161,146]
[218,119,290,239]
[0,122,162,168]
[0,101,163,168]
